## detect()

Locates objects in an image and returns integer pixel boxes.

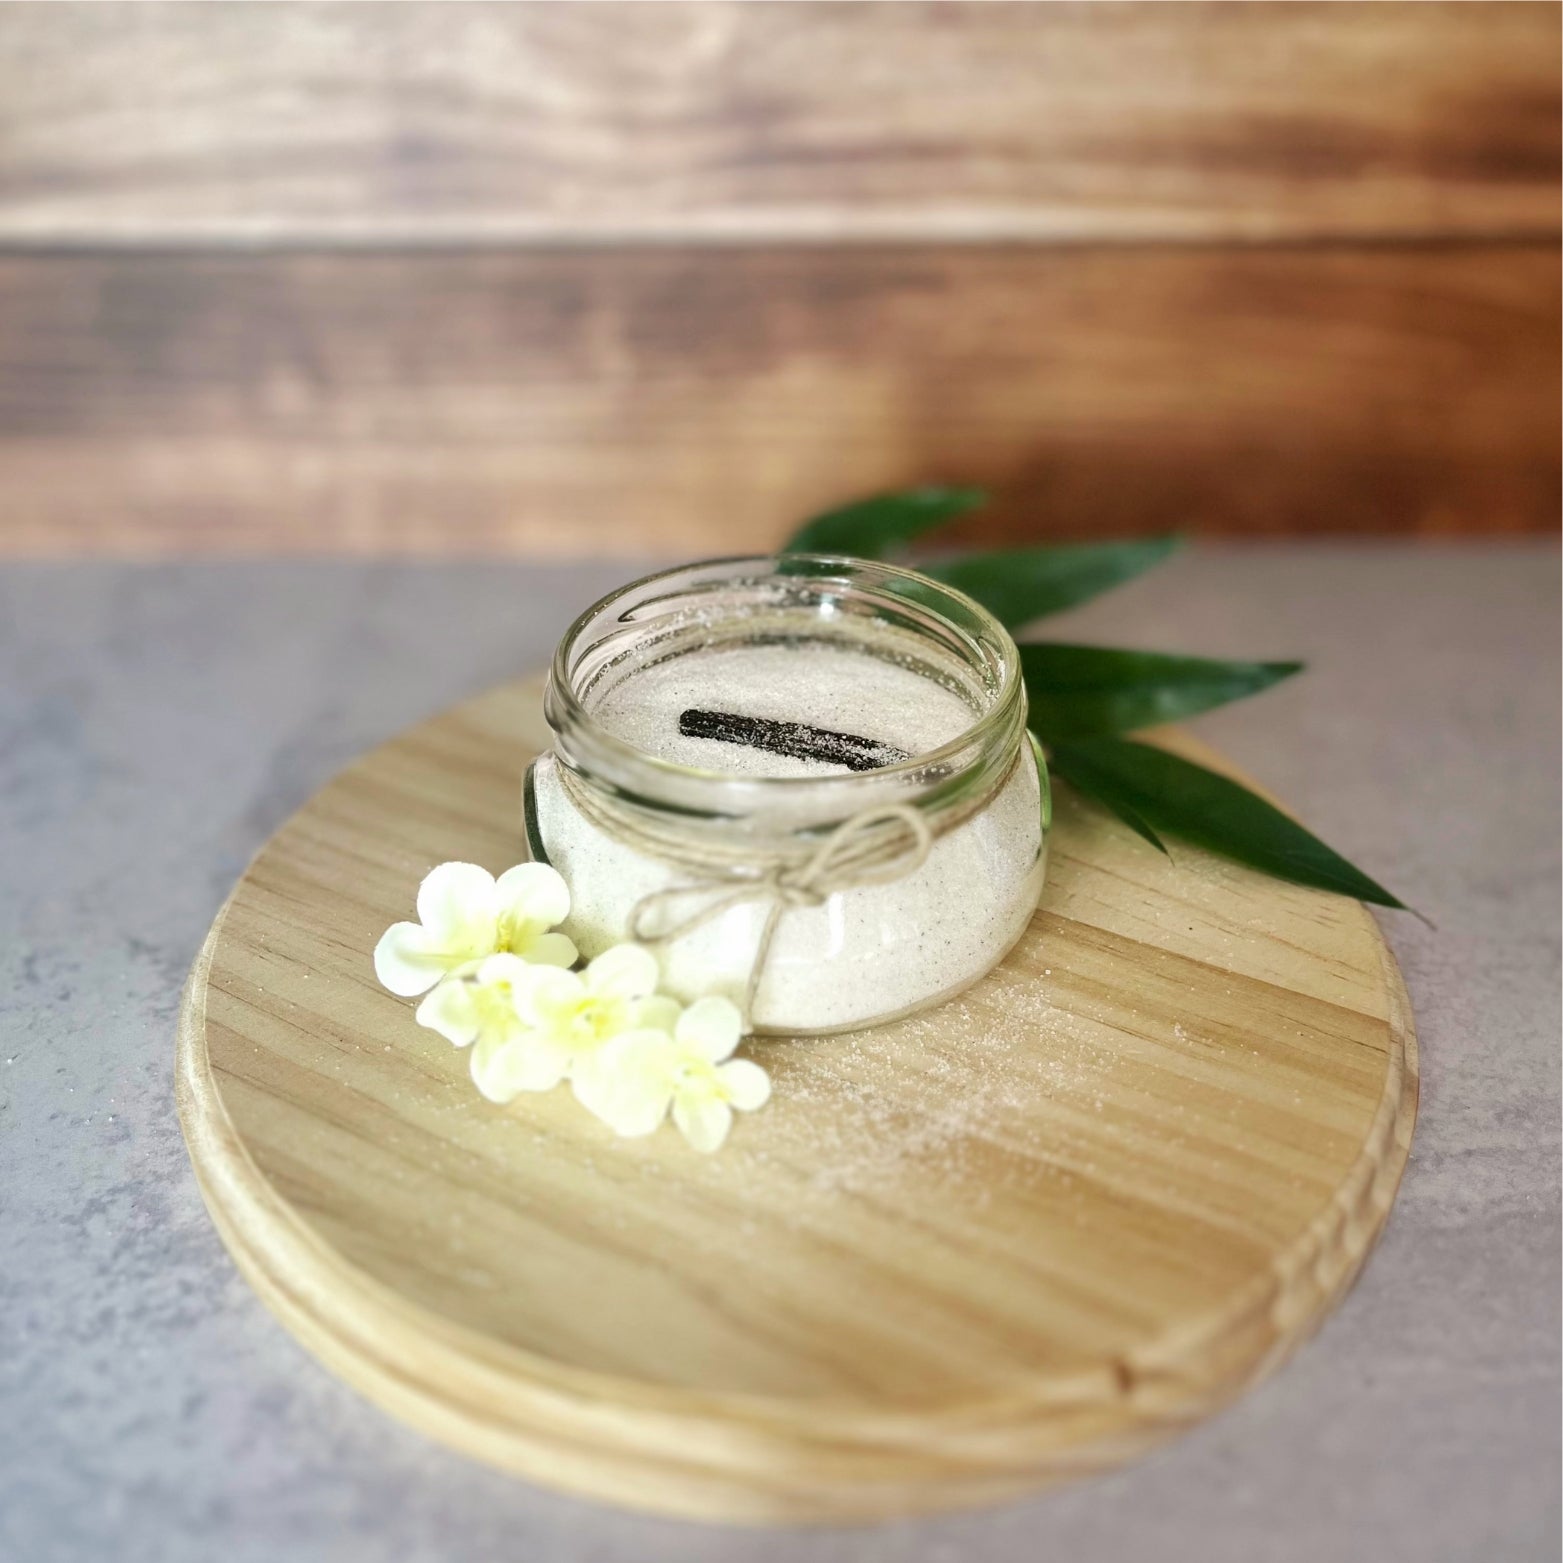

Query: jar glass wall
[527,555,1048,1034]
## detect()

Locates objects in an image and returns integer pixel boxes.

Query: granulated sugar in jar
[526,556,1048,1034]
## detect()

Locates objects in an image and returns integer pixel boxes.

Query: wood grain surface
[0,2,1555,245]
[3,243,1556,556]
[176,677,1418,1522]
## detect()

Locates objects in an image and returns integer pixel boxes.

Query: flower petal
[475,951,536,989]
[632,994,683,1035]
[511,964,583,1028]
[414,977,482,1047]
[415,861,498,948]
[573,1032,674,1136]
[673,1095,734,1154]
[675,996,744,1062]
[374,921,448,997]
[494,862,571,930]
[716,1057,772,1112]
[518,930,579,969]
[584,943,659,1001]
[471,1032,567,1101]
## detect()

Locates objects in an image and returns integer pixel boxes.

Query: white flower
[412,953,560,1102]
[504,943,665,1083]
[438,942,665,1104]
[373,855,770,1155]
[373,861,577,997]
[573,996,771,1153]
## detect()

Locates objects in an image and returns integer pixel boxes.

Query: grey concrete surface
[1,546,1557,1563]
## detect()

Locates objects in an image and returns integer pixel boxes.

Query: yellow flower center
[474,981,515,1020]
[680,1062,723,1098]
[567,996,627,1050]
[495,910,528,953]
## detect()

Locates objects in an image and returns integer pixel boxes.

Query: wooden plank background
[1,2,1556,245]
[2,246,1554,556]
[0,2,1556,555]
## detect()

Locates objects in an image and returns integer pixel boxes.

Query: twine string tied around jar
[545,746,1020,1026]
[623,802,933,1023]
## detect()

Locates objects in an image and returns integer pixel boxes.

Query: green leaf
[924,537,1180,628]
[1035,728,1163,852]
[783,487,986,559]
[1084,784,1169,855]
[1021,644,1303,739]
[1048,737,1405,908]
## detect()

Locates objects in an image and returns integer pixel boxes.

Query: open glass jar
[525,556,1048,1034]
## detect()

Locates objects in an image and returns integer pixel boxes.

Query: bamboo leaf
[1021,644,1303,738]
[783,487,986,558]
[925,537,1180,628]
[1048,737,1405,908]
[1080,782,1169,854]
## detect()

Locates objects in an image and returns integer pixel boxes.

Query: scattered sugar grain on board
[776,997,1109,1207]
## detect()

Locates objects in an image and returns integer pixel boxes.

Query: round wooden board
[177,677,1416,1524]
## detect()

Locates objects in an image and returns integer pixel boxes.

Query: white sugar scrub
[590,644,975,777]
[528,556,1049,1034]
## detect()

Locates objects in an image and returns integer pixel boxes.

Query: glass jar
[526,555,1049,1035]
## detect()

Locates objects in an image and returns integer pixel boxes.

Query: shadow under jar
[526,556,1049,1034]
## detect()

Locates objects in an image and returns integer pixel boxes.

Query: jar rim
[544,554,1026,822]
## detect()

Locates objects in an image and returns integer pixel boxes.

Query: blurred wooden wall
[0,1,1556,557]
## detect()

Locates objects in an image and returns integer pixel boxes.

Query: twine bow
[626,803,934,1023]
